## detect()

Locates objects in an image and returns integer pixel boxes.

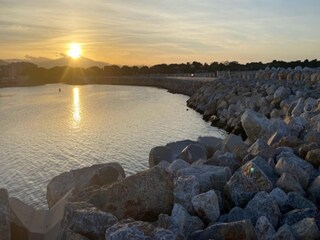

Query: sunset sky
[1,0,319,65]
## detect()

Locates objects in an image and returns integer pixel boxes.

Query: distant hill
[35,56,110,69]
[0,60,8,66]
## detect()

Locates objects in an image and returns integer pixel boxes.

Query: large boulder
[280,208,318,226]
[205,151,240,173]
[174,175,200,213]
[176,164,231,193]
[192,190,220,223]
[273,224,295,240]
[197,136,223,158]
[225,159,273,207]
[287,192,317,210]
[308,176,320,204]
[276,172,305,195]
[89,167,173,221]
[170,204,204,239]
[244,191,281,228]
[291,218,320,240]
[47,163,125,208]
[255,216,275,240]
[58,202,118,240]
[305,149,320,168]
[176,144,207,164]
[189,220,257,240]
[105,219,174,240]
[0,189,10,240]
[149,146,174,167]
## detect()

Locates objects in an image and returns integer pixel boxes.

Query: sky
[0,0,319,65]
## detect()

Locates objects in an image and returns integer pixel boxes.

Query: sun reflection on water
[72,87,81,128]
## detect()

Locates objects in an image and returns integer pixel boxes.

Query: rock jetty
[1,67,320,239]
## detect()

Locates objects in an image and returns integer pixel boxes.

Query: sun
[67,43,81,59]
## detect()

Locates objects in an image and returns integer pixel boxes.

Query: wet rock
[170,203,204,238]
[205,151,240,173]
[89,167,173,221]
[247,139,276,159]
[225,160,273,207]
[269,188,288,207]
[189,220,257,240]
[244,191,280,228]
[291,218,320,240]
[176,144,207,164]
[0,189,10,240]
[58,202,118,240]
[47,163,125,208]
[149,146,174,167]
[166,159,190,176]
[287,192,317,210]
[177,164,231,192]
[276,172,305,195]
[174,175,200,213]
[305,149,320,168]
[197,136,223,158]
[192,190,220,223]
[273,224,295,240]
[275,157,310,189]
[255,216,275,240]
[280,208,318,226]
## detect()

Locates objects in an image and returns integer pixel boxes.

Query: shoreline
[1,68,320,239]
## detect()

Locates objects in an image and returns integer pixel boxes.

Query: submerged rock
[89,167,173,221]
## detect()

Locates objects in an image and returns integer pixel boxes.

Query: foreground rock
[0,189,10,240]
[89,167,173,221]
[58,202,118,240]
[47,162,125,208]
[189,220,257,240]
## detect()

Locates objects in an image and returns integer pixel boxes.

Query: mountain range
[0,56,110,69]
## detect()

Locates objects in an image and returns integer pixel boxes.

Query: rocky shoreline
[1,67,320,239]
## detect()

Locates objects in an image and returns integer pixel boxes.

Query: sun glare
[67,43,81,59]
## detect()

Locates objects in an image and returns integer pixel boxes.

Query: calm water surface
[0,84,225,208]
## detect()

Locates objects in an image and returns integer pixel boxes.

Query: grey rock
[308,176,320,204]
[225,207,246,223]
[105,220,153,240]
[177,164,231,193]
[174,175,200,213]
[189,220,257,240]
[58,202,118,240]
[276,172,305,195]
[251,156,279,185]
[47,163,125,208]
[176,144,207,164]
[274,86,291,102]
[192,190,220,223]
[149,146,174,167]
[275,157,310,189]
[225,160,273,207]
[156,214,183,239]
[255,216,275,240]
[152,228,176,240]
[157,161,171,170]
[205,151,240,173]
[287,192,317,210]
[197,136,223,158]
[248,139,276,159]
[171,204,204,238]
[273,224,295,240]
[269,188,287,207]
[292,98,304,117]
[0,189,10,240]
[89,167,173,221]
[221,133,248,155]
[291,218,320,240]
[280,208,318,226]
[305,149,320,168]
[244,191,280,228]
[167,159,190,176]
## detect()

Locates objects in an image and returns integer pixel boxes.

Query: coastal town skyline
[1,0,320,65]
